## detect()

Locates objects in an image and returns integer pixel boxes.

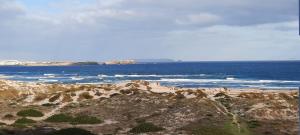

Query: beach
[0,79,298,135]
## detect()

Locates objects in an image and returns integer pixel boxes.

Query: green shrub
[129,122,164,133]
[247,120,260,128]
[71,115,102,125]
[45,114,102,125]
[42,103,57,107]
[45,114,73,123]
[192,127,233,135]
[17,109,44,117]
[14,118,36,124]
[47,128,95,135]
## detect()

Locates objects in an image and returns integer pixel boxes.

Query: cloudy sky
[0,0,299,61]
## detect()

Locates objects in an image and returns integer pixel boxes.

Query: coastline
[0,79,299,135]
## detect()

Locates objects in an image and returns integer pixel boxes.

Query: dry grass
[195,89,208,98]
[62,94,73,103]
[34,93,48,102]
[2,114,14,120]
[79,92,93,101]
[49,94,61,102]
[238,92,264,99]
[0,90,19,100]
[125,83,140,88]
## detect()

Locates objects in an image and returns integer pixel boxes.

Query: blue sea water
[0,61,300,89]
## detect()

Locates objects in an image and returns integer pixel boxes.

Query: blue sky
[0,0,299,61]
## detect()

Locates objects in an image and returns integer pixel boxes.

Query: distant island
[103,60,136,65]
[134,59,177,63]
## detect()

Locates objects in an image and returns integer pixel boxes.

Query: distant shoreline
[0,60,299,67]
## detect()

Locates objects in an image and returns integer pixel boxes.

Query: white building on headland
[0,60,23,66]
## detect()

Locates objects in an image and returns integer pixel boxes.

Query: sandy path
[0,119,15,125]
[209,96,241,132]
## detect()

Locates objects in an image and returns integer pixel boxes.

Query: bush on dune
[71,115,102,125]
[45,114,73,123]
[47,128,95,135]
[129,122,164,133]
[45,114,102,125]
[17,109,44,117]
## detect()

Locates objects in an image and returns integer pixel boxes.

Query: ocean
[0,61,300,89]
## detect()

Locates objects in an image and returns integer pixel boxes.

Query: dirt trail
[0,119,15,125]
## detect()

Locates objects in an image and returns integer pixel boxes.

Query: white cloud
[163,21,300,61]
[95,0,125,7]
[0,0,299,61]
[175,13,221,25]
[0,0,25,21]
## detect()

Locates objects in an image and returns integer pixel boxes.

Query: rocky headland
[0,79,298,135]
[0,60,136,66]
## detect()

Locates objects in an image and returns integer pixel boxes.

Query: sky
[0,0,299,61]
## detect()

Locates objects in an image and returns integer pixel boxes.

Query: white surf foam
[158,78,300,84]
[70,77,84,80]
[38,79,58,82]
[111,74,209,78]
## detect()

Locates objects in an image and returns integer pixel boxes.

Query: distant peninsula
[0,59,179,66]
[0,60,136,66]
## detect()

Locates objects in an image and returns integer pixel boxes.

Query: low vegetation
[79,92,93,100]
[191,122,250,135]
[62,94,73,103]
[17,109,44,117]
[71,115,102,125]
[191,126,233,135]
[47,128,95,135]
[45,114,102,125]
[247,120,261,129]
[214,92,230,98]
[45,114,73,123]
[129,122,164,133]
[49,94,61,102]
[15,118,36,124]
[42,103,57,107]
[34,93,48,102]
[14,117,36,128]
[238,92,264,99]
[2,114,14,119]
